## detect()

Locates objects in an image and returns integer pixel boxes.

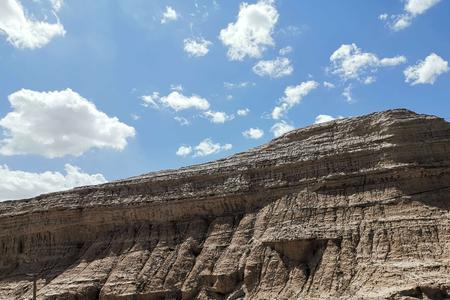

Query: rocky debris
[0,109,449,299]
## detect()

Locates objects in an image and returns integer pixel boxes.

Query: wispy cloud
[272,81,318,119]
[380,0,441,31]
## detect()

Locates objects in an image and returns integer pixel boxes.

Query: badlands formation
[0,109,449,299]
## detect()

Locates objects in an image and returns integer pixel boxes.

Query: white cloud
[50,0,64,11]
[252,57,293,78]
[381,0,441,31]
[271,121,295,137]
[363,76,376,84]
[0,0,65,49]
[242,127,264,139]
[174,116,190,126]
[177,139,232,158]
[183,37,212,57]
[161,92,210,111]
[224,81,255,89]
[379,14,388,21]
[226,95,234,100]
[142,91,210,111]
[404,53,449,85]
[405,0,441,15]
[279,46,293,55]
[342,84,353,103]
[314,114,343,124]
[176,145,192,157]
[329,43,406,83]
[203,110,234,124]
[141,92,160,108]
[219,0,278,60]
[170,84,183,92]
[0,164,106,201]
[380,56,408,66]
[161,6,178,24]
[279,25,303,36]
[237,108,250,116]
[390,15,412,31]
[195,139,232,157]
[131,113,140,121]
[323,81,336,89]
[271,80,318,120]
[0,89,135,158]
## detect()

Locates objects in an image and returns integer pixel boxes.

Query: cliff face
[0,109,449,300]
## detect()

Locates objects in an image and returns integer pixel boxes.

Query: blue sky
[0,0,449,200]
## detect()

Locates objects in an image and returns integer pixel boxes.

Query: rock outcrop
[0,109,449,300]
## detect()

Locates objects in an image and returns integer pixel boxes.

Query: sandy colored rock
[0,109,449,299]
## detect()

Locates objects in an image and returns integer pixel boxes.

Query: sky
[0,0,449,200]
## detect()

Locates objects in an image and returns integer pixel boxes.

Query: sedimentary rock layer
[0,109,449,299]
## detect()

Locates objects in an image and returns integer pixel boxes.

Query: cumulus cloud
[381,0,441,31]
[0,0,65,49]
[271,81,318,120]
[271,121,295,137]
[142,91,210,111]
[176,145,192,157]
[252,57,293,78]
[329,43,406,83]
[203,110,234,124]
[219,0,278,60]
[161,6,178,24]
[194,138,232,157]
[237,108,250,116]
[177,139,232,158]
[404,0,441,15]
[242,127,264,139]
[183,37,212,57]
[0,89,135,158]
[404,53,449,85]
[0,164,106,201]
[314,114,343,124]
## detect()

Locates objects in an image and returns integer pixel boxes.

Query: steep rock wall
[0,109,449,299]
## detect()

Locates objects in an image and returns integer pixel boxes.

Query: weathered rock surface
[1,109,449,300]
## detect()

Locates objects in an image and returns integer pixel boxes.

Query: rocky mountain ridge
[0,109,449,299]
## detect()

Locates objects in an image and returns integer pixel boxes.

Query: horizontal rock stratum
[1,109,450,300]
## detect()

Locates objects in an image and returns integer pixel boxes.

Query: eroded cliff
[0,109,449,299]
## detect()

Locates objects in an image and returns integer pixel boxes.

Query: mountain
[1,109,449,299]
